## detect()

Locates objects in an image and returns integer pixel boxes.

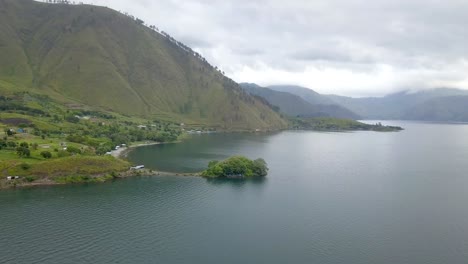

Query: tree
[40,151,52,159]
[65,115,80,123]
[96,145,112,155]
[208,160,219,168]
[66,146,81,154]
[16,146,31,158]
[32,143,39,150]
[4,128,13,136]
[252,158,268,177]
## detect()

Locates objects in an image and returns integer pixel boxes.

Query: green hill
[0,0,286,130]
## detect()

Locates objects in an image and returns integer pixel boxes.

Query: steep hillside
[0,0,286,130]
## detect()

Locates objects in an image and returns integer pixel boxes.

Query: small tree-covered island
[201,156,269,178]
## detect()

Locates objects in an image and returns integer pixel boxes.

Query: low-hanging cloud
[89,0,468,97]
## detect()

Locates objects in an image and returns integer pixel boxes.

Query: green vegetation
[55,174,114,184]
[0,91,186,188]
[290,117,403,132]
[0,0,286,130]
[5,156,129,178]
[202,156,269,178]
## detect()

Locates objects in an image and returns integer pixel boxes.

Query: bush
[31,143,38,150]
[57,150,71,158]
[25,176,37,182]
[66,146,81,154]
[66,134,85,144]
[96,145,112,155]
[65,115,80,123]
[40,151,52,159]
[20,163,31,170]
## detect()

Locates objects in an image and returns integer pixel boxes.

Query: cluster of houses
[5,128,28,134]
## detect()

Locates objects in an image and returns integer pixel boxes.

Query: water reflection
[205,177,267,186]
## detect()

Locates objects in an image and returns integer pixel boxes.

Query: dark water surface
[2,121,468,263]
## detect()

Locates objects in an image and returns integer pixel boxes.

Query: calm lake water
[2,121,468,264]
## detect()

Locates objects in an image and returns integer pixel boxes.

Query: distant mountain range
[240,83,360,119]
[241,83,468,122]
[327,88,468,121]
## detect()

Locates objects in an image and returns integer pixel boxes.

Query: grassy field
[0,155,129,189]
[5,156,129,177]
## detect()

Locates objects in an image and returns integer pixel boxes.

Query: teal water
[2,121,468,263]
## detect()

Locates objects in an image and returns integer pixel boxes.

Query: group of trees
[202,156,269,178]
[16,142,31,158]
[0,139,52,159]
[66,122,181,146]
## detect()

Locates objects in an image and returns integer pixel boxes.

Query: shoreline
[0,140,197,190]
[1,168,201,190]
[112,141,179,159]
[0,141,190,191]
[0,125,402,190]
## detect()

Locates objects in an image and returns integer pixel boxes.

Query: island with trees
[201,156,269,178]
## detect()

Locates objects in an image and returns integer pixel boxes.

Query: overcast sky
[88,0,468,97]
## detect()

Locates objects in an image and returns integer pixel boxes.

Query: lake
[2,121,468,264]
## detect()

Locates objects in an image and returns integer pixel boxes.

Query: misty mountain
[328,88,468,120]
[404,96,468,121]
[240,83,360,119]
[267,85,335,105]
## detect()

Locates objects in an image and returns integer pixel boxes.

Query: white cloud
[87,0,468,97]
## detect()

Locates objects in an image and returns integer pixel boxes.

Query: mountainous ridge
[241,83,359,119]
[327,88,468,120]
[403,95,468,121]
[261,83,468,122]
[0,0,286,130]
[268,85,335,105]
